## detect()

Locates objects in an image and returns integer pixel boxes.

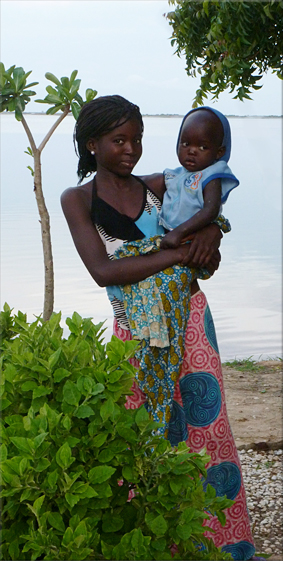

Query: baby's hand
[160,230,183,249]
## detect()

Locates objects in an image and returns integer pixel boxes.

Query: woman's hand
[205,249,221,276]
[180,224,223,267]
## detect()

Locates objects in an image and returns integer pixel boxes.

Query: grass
[223,356,261,372]
[223,356,282,372]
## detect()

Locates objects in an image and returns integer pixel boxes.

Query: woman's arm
[61,186,197,287]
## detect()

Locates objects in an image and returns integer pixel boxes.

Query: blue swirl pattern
[179,372,221,426]
[168,400,188,446]
[202,462,241,500]
[222,541,255,560]
[204,304,219,353]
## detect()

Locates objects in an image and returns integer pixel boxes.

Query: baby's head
[177,107,231,173]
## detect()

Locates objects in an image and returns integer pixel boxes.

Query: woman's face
[88,118,143,177]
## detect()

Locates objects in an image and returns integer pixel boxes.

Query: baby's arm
[160,178,222,249]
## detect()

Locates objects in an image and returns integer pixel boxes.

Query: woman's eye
[135,138,141,144]
[114,139,123,144]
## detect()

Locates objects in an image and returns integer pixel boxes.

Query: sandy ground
[223,360,282,561]
[223,360,282,451]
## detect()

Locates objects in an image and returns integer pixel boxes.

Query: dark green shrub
[0,304,233,560]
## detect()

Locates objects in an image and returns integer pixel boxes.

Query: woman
[61,95,260,560]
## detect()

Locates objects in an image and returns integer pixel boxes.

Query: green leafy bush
[0,305,233,560]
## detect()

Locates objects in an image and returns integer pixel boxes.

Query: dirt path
[223,360,282,561]
[223,360,282,451]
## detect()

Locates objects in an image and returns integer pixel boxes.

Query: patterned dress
[91,176,256,560]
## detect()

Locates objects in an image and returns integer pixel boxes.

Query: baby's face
[178,112,225,172]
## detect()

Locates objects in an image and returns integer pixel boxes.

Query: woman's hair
[74,95,144,183]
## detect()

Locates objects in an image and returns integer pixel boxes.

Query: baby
[159,106,238,248]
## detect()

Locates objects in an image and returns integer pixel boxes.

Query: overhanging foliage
[166,0,283,106]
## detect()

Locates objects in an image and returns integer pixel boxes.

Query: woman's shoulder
[61,180,93,213]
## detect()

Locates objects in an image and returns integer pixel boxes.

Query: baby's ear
[217,145,226,159]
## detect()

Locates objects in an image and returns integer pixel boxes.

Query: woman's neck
[95,170,144,219]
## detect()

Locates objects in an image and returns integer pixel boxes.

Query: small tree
[0,64,97,320]
[166,0,283,106]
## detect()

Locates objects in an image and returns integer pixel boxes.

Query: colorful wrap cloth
[114,290,256,560]
[114,235,209,436]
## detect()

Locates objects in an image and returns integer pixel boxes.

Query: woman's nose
[125,141,135,153]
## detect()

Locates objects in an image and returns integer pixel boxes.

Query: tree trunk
[33,150,54,321]
[21,108,69,321]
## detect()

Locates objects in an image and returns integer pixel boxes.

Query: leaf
[176,523,192,540]
[151,515,168,536]
[21,381,38,392]
[217,510,226,527]
[62,416,72,430]
[74,404,94,418]
[92,382,105,395]
[98,449,115,463]
[108,369,124,383]
[69,69,78,85]
[47,469,58,488]
[0,443,7,461]
[92,433,108,447]
[32,386,52,399]
[100,397,114,421]
[53,368,71,383]
[122,465,134,481]
[0,398,11,411]
[102,513,124,533]
[48,511,65,532]
[34,458,51,472]
[4,364,17,382]
[62,527,73,546]
[48,347,61,369]
[63,380,81,406]
[10,437,34,455]
[71,101,81,120]
[33,432,48,449]
[45,72,61,86]
[88,465,116,484]
[116,426,137,442]
[56,442,74,469]
[135,405,149,426]
[32,494,45,517]
[65,493,80,508]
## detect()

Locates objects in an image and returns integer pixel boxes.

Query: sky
[1,0,282,115]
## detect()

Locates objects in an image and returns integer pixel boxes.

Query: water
[1,114,282,361]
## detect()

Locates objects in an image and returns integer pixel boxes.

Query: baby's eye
[135,138,142,144]
[181,142,189,147]
[199,145,207,151]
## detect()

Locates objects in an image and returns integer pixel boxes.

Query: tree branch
[38,104,70,153]
[21,115,37,155]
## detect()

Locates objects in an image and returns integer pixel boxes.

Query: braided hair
[74,95,144,183]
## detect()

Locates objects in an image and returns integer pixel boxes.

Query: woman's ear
[86,138,97,153]
[216,145,226,159]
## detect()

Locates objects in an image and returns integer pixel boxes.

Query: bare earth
[223,360,282,451]
[223,360,283,561]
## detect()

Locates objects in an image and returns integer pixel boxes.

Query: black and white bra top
[90,176,164,329]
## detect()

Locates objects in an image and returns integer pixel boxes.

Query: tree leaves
[0,64,38,120]
[166,0,283,104]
